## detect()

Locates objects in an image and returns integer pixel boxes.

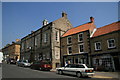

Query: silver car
[17,60,31,67]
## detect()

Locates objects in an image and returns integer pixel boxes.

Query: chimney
[62,11,67,18]
[90,17,94,23]
[31,31,34,33]
[43,19,48,26]
[16,39,20,42]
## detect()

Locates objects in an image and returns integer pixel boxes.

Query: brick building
[90,21,120,71]
[20,12,73,69]
[61,17,96,66]
[2,39,21,61]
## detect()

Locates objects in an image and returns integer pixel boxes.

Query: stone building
[2,39,21,61]
[61,17,96,66]
[90,21,120,71]
[20,12,73,69]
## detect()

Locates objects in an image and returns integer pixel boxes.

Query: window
[44,33,48,43]
[35,36,39,46]
[79,44,84,53]
[76,65,85,68]
[68,46,72,54]
[55,31,59,42]
[67,36,72,44]
[95,42,101,50]
[78,33,83,42]
[107,39,115,48]
[21,42,24,50]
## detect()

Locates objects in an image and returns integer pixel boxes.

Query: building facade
[20,12,73,69]
[90,21,120,71]
[2,39,21,62]
[61,17,96,66]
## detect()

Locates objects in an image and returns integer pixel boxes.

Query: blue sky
[2,2,118,48]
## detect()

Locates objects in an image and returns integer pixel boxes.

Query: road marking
[91,76,113,78]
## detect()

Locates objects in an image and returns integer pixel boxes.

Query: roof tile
[92,21,120,37]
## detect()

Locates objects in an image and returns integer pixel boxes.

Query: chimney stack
[16,39,20,42]
[43,19,48,26]
[90,17,94,23]
[62,11,67,18]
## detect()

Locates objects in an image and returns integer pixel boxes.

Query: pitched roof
[62,22,95,37]
[92,21,120,38]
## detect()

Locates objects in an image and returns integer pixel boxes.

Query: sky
[1,2,119,49]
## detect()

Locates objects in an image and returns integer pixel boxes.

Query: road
[2,63,119,80]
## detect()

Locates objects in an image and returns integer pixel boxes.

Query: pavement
[92,71,120,79]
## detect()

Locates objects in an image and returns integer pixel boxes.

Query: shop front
[63,53,88,66]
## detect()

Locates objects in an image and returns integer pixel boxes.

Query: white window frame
[95,42,101,50]
[78,33,83,42]
[78,43,84,53]
[107,39,116,48]
[67,46,72,54]
[67,36,72,44]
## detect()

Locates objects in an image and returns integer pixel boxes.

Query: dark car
[7,58,16,64]
[30,60,52,71]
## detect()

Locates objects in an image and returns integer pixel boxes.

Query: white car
[56,64,94,78]
[17,60,31,67]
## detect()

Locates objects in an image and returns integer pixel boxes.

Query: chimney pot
[62,11,67,18]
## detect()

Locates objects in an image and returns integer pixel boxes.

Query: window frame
[44,33,48,43]
[107,39,116,49]
[78,33,83,42]
[78,43,84,53]
[55,31,59,42]
[94,42,101,51]
[67,46,72,54]
[67,36,72,44]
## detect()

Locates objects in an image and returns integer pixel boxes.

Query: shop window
[107,39,116,49]
[95,42,101,50]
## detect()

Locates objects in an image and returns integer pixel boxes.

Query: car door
[63,64,72,74]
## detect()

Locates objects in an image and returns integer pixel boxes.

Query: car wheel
[76,72,82,78]
[59,70,63,75]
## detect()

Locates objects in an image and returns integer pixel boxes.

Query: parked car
[7,58,16,64]
[30,60,52,71]
[56,64,94,78]
[17,60,31,67]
